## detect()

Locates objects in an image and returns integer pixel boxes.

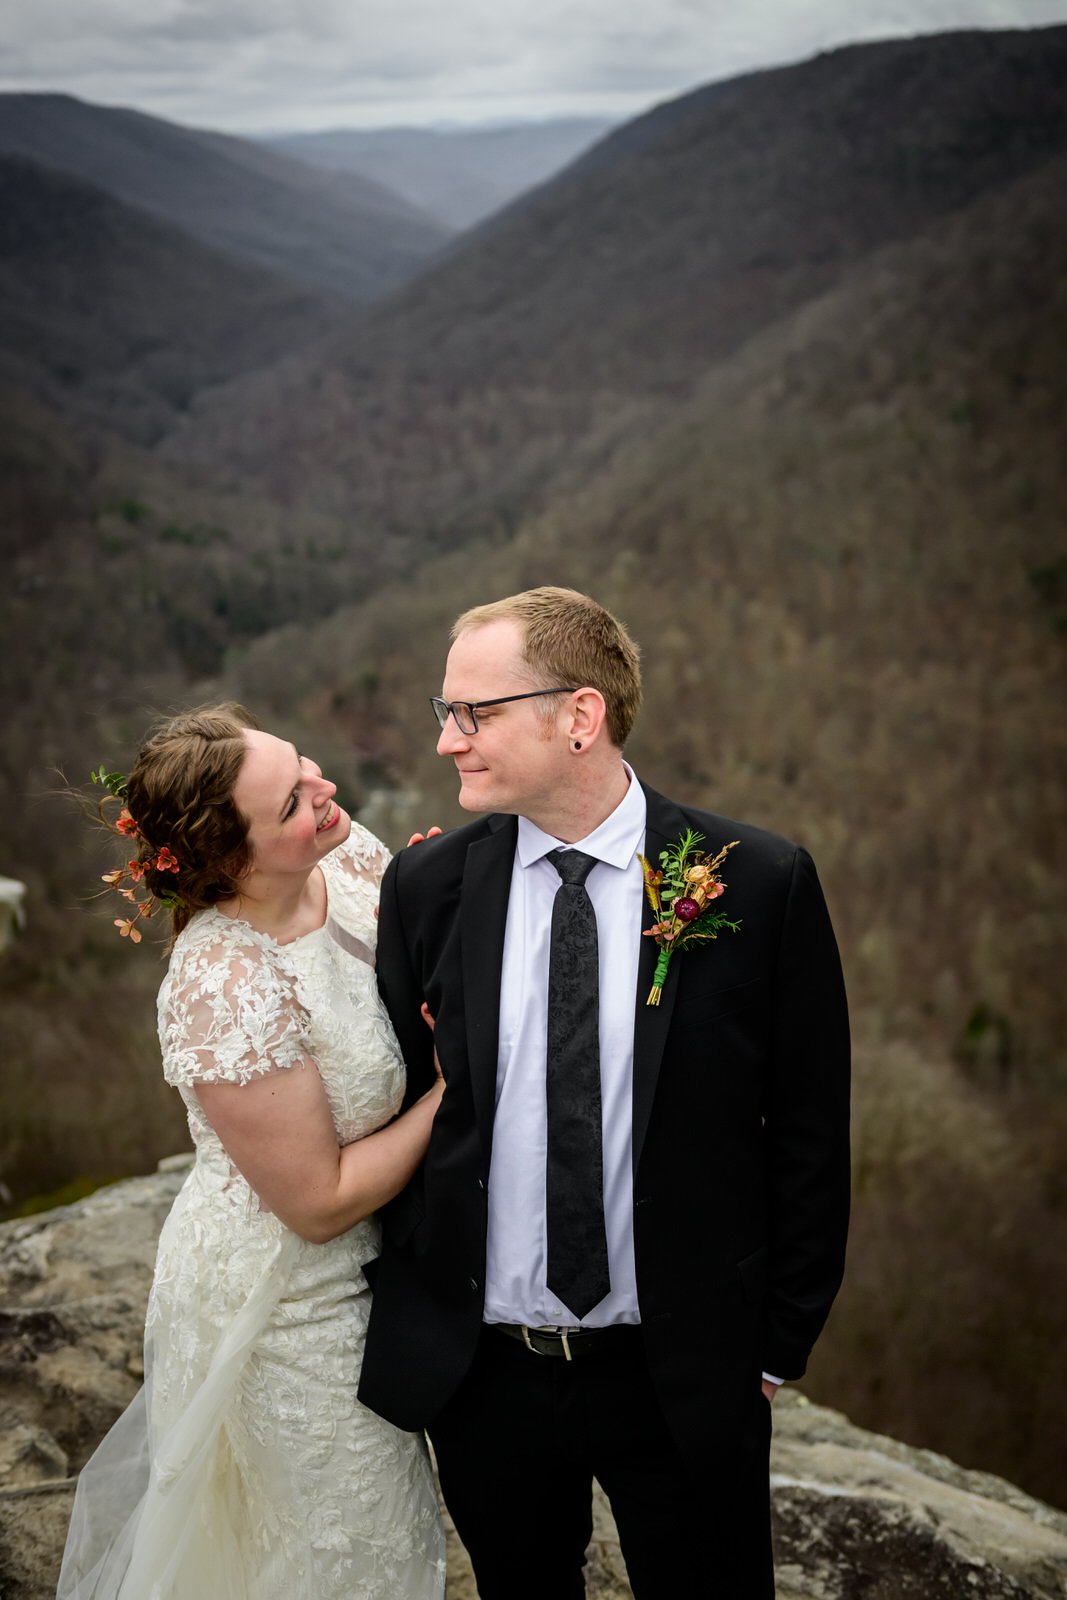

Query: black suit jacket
[358,783,850,1463]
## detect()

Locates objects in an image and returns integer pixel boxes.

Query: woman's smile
[316,800,340,832]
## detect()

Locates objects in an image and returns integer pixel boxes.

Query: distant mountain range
[0,93,450,304]
[5,27,1064,666]
[164,26,1067,544]
[263,118,617,230]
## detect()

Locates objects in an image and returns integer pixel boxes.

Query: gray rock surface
[2,1163,1065,1599]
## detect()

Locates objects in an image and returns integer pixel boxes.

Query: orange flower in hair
[92,765,182,943]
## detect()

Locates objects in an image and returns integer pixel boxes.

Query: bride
[58,703,446,1599]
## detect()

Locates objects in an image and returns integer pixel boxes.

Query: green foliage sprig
[91,766,129,801]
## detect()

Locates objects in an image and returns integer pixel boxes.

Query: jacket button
[469,1277,479,1294]
[477,1178,485,1191]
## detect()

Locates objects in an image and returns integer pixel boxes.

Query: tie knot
[547,848,597,887]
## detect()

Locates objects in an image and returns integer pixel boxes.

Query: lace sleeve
[158,930,312,1089]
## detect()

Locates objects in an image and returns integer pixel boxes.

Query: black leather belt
[488,1322,640,1361]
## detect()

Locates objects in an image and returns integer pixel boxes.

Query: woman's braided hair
[124,702,258,938]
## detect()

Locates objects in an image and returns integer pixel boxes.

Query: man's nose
[436,713,470,757]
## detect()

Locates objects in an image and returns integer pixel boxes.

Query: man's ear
[567,688,608,749]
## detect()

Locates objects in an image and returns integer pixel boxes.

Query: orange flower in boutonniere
[638,829,740,1005]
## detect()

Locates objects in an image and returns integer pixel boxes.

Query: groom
[359,587,850,1598]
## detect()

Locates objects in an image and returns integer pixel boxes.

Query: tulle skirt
[57,1182,444,1600]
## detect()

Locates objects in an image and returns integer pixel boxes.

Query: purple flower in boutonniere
[638,829,740,1005]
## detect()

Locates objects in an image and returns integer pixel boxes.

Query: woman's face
[232,729,351,880]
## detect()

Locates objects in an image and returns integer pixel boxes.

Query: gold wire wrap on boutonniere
[92,766,182,942]
[638,830,740,1005]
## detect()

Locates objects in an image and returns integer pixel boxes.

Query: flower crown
[92,766,183,942]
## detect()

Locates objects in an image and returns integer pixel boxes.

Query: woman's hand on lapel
[406,826,443,846]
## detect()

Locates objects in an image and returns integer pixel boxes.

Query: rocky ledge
[2,1163,1065,1599]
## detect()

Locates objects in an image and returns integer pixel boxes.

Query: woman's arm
[196,1062,444,1244]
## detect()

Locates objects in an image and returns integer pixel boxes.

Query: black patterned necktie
[545,848,611,1319]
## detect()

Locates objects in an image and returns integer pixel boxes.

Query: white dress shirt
[483,763,647,1329]
[479,765,786,1385]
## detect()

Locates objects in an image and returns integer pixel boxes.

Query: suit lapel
[632,784,690,1177]
[460,813,517,1165]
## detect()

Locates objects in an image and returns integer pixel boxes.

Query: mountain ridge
[0,92,450,304]
[0,154,354,447]
[161,25,1067,544]
[264,117,618,229]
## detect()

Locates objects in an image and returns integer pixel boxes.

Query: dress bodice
[157,822,406,1182]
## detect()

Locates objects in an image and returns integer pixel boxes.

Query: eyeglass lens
[431,699,477,734]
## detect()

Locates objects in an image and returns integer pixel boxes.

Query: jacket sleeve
[761,845,851,1379]
[376,851,437,1108]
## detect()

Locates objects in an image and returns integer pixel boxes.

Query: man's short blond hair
[452,587,642,748]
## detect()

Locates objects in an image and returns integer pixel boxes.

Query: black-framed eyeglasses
[430,688,573,736]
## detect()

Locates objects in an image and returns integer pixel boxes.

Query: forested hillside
[0,157,343,443]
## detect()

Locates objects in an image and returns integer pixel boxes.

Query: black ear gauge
[573,742,583,750]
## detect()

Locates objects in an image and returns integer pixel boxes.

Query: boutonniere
[638,830,740,1005]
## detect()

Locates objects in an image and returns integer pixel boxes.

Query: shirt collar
[516,762,647,872]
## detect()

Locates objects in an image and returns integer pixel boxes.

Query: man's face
[436,619,569,816]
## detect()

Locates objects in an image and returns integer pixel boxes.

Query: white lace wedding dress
[58,824,446,1600]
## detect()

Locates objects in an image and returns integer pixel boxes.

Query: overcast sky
[1,0,1065,133]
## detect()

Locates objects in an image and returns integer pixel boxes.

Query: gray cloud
[1,0,1064,131]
